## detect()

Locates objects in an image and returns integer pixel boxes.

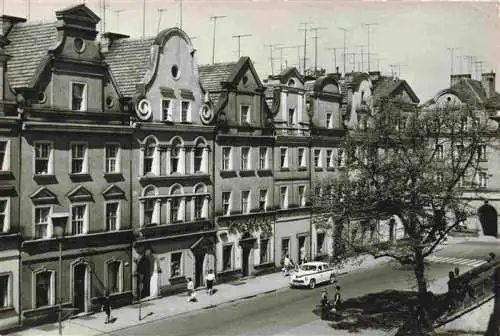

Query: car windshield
[300,265,317,271]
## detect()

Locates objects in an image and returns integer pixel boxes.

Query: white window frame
[105,201,120,231]
[70,82,87,111]
[259,239,270,264]
[479,172,488,188]
[280,147,289,169]
[142,199,157,226]
[0,198,10,233]
[258,147,268,170]
[193,145,204,173]
[241,147,251,171]
[0,140,10,171]
[298,147,306,167]
[222,244,234,271]
[142,140,158,176]
[280,186,288,209]
[435,144,444,161]
[241,190,250,214]
[170,142,182,174]
[288,107,296,126]
[337,149,345,167]
[240,105,250,124]
[298,185,306,207]
[314,149,322,168]
[32,269,55,308]
[104,143,120,174]
[34,205,53,239]
[222,191,232,216]
[0,272,12,308]
[170,251,183,277]
[326,113,333,129]
[70,203,89,235]
[104,259,123,294]
[222,147,232,171]
[326,149,334,168]
[259,189,268,211]
[70,142,88,174]
[34,141,54,175]
[180,100,191,122]
[478,144,487,161]
[162,99,173,122]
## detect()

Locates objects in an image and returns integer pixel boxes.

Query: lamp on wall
[52,212,69,336]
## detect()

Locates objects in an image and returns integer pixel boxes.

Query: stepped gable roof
[105,37,155,97]
[198,61,238,105]
[4,22,58,89]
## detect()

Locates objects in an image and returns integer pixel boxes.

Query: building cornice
[133,122,216,134]
[22,121,134,134]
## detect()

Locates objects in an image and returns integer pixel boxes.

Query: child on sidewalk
[187,278,196,302]
[206,269,216,295]
[102,291,111,323]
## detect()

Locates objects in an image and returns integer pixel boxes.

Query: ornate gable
[55,4,101,26]
[102,184,125,200]
[30,187,58,205]
[67,185,93,202]
[229,57,264,90]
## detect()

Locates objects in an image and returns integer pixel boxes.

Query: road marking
[425,255,487,267]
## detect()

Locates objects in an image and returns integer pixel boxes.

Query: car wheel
[329,274,336,284]
[309,279,316,289]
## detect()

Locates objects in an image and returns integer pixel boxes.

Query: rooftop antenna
[275,46,286,72]
[210,15,227,64]
[397,64,408,78]
[114,9,126,32]
[456,55,463,74]
[142,0,146,41]
[310,27,327,75]
[472,60,485,79]
[327,47,341,73]
[375,58,383,72]
[356,45,365,72]
[299,22,313,75]
[178,0,183,29]
[446,47,460,75]
[276,45,301,72]
[462,55,475,75]
[362,23,378,71]
[232,34,252,58]
[389,64,397,77]
[264,43,282,76]
[157,9,168,34]
[339,27,349,76]
[26,0,30,21]
[344,52,356,72]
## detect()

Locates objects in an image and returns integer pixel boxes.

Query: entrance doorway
[137,256,152,299]
[194,253,204,288]
[241,248,250,277]
[73,263,87,313]
[298,236,306,264]
[478,202,498,237]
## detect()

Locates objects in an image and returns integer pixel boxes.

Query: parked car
[289,261,336,289]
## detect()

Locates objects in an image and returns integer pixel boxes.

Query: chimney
[450,74,471,87]
[0,15,26,37]
[369,71,380,82]
[481,71,495,98]
[99,32,129,54]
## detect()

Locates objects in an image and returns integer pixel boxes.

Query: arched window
[169,185,184,223]
[193,138,209,174]
[33,269,55,308]
[194,184,208,220]
[287,79,296,87]
[142,137,158,176]
[169,138,184,174]
[141,186,159,227]
[105,259,123,294]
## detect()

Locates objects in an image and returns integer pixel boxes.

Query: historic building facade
[199,57,275,281]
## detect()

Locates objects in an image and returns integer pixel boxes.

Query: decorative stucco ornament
[135,98,152,121]
[200,103,214,125]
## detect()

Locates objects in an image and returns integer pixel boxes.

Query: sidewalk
[9,254,391,336]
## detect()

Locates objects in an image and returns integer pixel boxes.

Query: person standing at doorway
[102,291,111,324]
[300,246,307,265]
[187,277,196,302]
[206,269,216,295]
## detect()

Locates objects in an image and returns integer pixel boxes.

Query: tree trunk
[414,249,432,333]
[485,267,500,336]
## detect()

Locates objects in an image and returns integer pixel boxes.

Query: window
[259,147,268,170]
[35,271,54,308]
[70,143,87,174]
[105,202,119,231]
[71,83,86,111]
[171,142,181,174]
[143,200,155,226]
[106,261,122,294]
[71,204,87,235]
[241,147,250,170]
[222,192,231,216]
[281,238,290,258]
[170,252,182,277]
[326,149,333,168]
[280,148,288,169]
[194,147,203,173]
[260,239,269,263]
[34,142,52,175]
[0,140,9,171]
[0,274,11,308]
[298,185,306,207]
[240,105,250,124]
[143,140,155,175]
[34,206,51,239]
[105,144,120,173]
[435,144,444,160]
[170,197,181,223]
[326,113,333,129]
[162,100,172,121]
[455,144,464,158]
[317,233,326,255]
[298,148,305,167]
[314,149,321,168]
[478,144,487,161]
[479,172,488,188]
[222,147,232,171]
[280,186,288,209]
[287,79,295,87]
[288,108,295,126]
[195,196,204,219]
[259,189,268,211]
[0,199,9,233]
[241,190,250,214]
[181,101,191,122]
[435,173,444,183]
[222,245,233,271]
[337,149,345,167]
[457,175,466,188]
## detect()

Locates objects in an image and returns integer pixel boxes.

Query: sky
[3,0,500,102]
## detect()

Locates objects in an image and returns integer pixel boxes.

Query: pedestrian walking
[320,290,329,320]
[102,291,111,324]
[332,286,342,312]
[283,255,293,276]
[187,277,196,302]
[206,269,216,295]
[300,246,307,265]
[447,271,458,311]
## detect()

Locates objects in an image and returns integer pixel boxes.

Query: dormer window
[326,113,333,129]
[71,83,87,111]
[288,108,296,126]
[162,100,172,122]
[240,105,250,124]
[181,101,191,122]
[287,79,296,87]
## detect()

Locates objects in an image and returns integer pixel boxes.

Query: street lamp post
[134,272,143,321]
[52,213,69,336]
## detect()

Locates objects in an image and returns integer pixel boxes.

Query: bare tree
[311,97,496,330]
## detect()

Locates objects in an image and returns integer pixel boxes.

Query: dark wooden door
[73,264,86,313]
